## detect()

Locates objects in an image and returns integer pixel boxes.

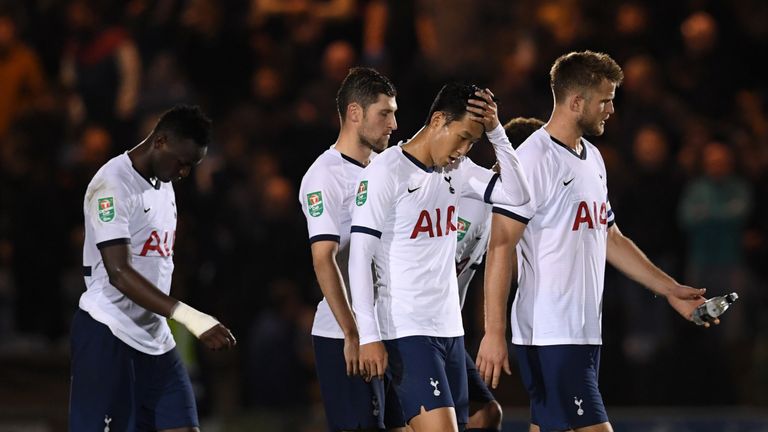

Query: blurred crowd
[0,0,766,423]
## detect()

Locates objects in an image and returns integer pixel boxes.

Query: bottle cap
[726,292,739,303]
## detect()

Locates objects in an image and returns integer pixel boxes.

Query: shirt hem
[381,328,465,340]
[310,329,346,339]
[81,306,176,355]
[511,337,603,346]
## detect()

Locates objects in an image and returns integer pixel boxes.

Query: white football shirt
[495,128,615,346]
[299,147,373,338]
[80,153,177,355]
[350,124,531,344]
[455,196,491,309]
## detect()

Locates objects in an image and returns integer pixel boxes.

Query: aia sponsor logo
[140,230,176,256]
[571,201,608,231]
[410,206,456,238]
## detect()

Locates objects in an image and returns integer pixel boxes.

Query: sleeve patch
[456,217,471,241]
[355,180,368,206]
[307,191,324,217]
[97,197,116,222]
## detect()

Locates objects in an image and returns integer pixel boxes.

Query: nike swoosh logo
[563,178,575,186]
[408,187,420,193]
[143,208,151,213]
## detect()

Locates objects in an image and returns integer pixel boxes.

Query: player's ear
[347,102,363,123]
[569,92,584,113]
[429,111,446,129]
[152,134,167,149]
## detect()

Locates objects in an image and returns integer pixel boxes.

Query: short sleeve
[299,169,341,244]
[350,161,397,237]
[86,175,135,248]
[493,142,555,221]
[606,196,615,227]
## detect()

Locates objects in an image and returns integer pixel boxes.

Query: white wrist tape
[171,302,220,338]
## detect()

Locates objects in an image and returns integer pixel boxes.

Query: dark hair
[336,67,397,122]
[424,83,489,126]
[154,105,213,148]
[550,51,624,104]
[503,117,545,149]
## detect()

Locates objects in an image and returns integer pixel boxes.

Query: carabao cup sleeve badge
[355,181,368,206]
[307,191,324,217]
[98,197,115,222]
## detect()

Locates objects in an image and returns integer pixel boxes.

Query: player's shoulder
[582,138,608,168]
[516,128,560,169]
[301,148,341,185]
[517,128,553,157]
[364,145,401,175]
[304,148,341,175]
[371,145,401,165]
[97,153,131,175]
[88,154,134,191]
[581,137,603,158]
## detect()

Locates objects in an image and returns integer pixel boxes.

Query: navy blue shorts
[313,336,405,431]
[465,350,495,404]
[69,309,198,431]
[384,336,468,426]
[514,344,608,431]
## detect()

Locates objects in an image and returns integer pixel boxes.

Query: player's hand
[358,341,387,382]
[199,324,237,350]
[344,332,361,377]
[467,88,500,131]
[667,295,720,328]
[669,284,707,301]
[476,332,511,389]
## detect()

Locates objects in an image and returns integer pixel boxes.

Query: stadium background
[0,0,767,430]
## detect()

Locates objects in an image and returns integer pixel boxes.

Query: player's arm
[605,223,715,326]
[300,175,362,375]
[349,172,393,382]
[310,239,360,376]
[466,89,532,207]
[476,211,526,388]
[349,229,387,381]
[99,243,236,349]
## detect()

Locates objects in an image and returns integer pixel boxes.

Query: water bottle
[692,292,739,325]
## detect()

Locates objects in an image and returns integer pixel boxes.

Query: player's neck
[335,129,373,166]
[127,139,154,180]
[544,114,583,150]
[400,127,434,168]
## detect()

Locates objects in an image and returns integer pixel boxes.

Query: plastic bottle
[692,292,739,326]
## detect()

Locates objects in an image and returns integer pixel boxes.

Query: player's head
[336,67,398,152]
[550,51,623,136]
[149,105,212,183]
[503,117,545,149]
[424,82,486,167]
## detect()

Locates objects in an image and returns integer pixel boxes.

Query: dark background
[0,0,766,430]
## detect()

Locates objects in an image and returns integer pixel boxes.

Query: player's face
[358,94,398,152]
[153,136,207,183]
[431,113,483,167]
[577,79,617,136]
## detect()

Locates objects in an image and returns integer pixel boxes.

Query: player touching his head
[349,83,531,432]
[476,51,718,432]
[299,67,405,431]
[70,105,236,432]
